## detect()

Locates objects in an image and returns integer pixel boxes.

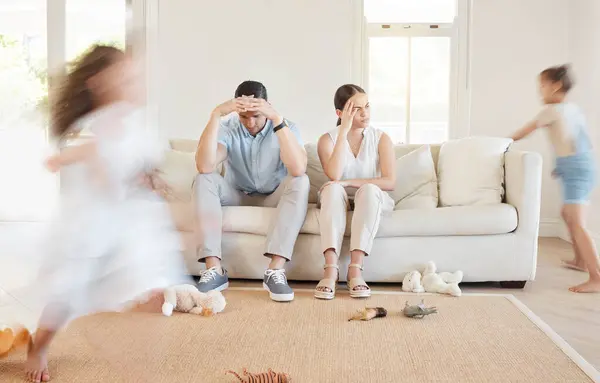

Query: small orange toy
[0,325,32,358]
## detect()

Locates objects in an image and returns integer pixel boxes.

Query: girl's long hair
[50,45,124,140]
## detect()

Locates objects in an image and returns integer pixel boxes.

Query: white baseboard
[539,218,600,250]
[539,219,564,238]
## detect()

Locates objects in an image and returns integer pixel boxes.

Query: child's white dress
[33,102,189,329]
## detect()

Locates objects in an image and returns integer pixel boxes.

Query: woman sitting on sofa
[315,84,396,300]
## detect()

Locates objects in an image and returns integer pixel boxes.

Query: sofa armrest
[505,150,543,238]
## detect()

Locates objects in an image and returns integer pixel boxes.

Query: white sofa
[163,139,542,288]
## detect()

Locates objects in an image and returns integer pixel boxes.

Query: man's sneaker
[197,267,229,293]
[263,269,294,302]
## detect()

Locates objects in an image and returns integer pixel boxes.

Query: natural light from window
[66,0,127,61]
[365,0,455,144]
[0,1,127,221]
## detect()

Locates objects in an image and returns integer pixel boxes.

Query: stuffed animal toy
[162,284,226,317]
[0,325,31,358]
[421,261,463,297]
[402,270,425,293]
[403,300,438,318]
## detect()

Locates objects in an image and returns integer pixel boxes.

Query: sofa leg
[500,281,527,289]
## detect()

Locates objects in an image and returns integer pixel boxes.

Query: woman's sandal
[314,264,339,300]
[347,264,371,298]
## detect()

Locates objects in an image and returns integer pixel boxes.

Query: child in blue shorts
[511,64,599,293]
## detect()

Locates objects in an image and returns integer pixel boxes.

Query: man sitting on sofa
[194,80,309,302]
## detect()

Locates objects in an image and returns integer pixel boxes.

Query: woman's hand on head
[338,101,357,134]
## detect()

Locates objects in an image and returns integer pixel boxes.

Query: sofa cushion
[389,145,438,209]
[168,139,224,180]
[159,150,197,203]
[217,204,517,237]
[306,143,330,204]
[169,139,198,153]
[166,139,447,206]
[437,137,512,207]
[395,144,441,169]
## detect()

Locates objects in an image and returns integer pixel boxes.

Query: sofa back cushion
[437,136,512,206]
[169,138,224,176]
[390,145,438,209]
[169,139,197,153]
[305,143,330,203]
[160,149,197,202]
[167,139,519,208]
[305,142,442,204]
[394,144,442,170]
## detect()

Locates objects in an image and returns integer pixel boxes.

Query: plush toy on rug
[403,300,438,318]
[421,261,463,297]
[0,325,31,358]
[162,284,226,317]
[402,270,425,293]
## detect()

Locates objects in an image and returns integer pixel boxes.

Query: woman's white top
[326,126,383,180]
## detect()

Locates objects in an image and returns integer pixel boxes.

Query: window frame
[46,0,158,189]
[0,1,155,221]
[46,0,159,134]
[355,0,471,143]
[47,0,134,79]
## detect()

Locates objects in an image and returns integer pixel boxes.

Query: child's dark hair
[50,45,125,139]
[334,84,366,125]
[235,80,268,101]
[540,64,574,93]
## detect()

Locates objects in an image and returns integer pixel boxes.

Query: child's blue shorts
[555,152,596,204]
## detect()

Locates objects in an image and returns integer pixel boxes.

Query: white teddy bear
[421,261,463,297]
[402,270,425,293]
[162,284,227,317]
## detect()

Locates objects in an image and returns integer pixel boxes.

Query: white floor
[0,223,48,330]
[1,224,599,370]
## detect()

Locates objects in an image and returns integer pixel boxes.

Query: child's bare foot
[26,343,50,382]
[562,259,587,272]
[569,279,600,293]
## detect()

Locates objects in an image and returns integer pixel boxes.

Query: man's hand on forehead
[235,96,255,113]
[236,97,281,124]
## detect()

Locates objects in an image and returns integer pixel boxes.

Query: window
[66,0,128,61]
[363,0,468,144]
[0,1,131,221]
[0,1,53,221]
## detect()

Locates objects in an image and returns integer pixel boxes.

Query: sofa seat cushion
[216,203,517,237]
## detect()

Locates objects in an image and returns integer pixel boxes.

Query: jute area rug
[1,289,598,382]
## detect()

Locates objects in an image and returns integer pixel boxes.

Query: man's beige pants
[193,173,310,261]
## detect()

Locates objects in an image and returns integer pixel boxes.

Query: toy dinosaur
[227,368,291,382]
[403,300,437,318]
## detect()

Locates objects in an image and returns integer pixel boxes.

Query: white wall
[469,0,569,232]
[158,0,359,142]
[157,0,570,227]
[567,0,600,241]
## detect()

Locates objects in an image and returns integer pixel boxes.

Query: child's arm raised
[511,105,558,142]
[45,141,98,173]
[510,120,539,142]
